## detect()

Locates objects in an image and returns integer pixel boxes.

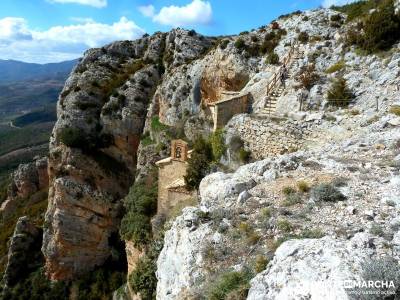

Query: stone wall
[156,159,188,215]
[227,114,315,159]
[210,93,250,131]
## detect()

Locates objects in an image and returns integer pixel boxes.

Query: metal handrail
[265,41,298,114]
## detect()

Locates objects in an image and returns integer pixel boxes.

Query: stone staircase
[257,45,304,117]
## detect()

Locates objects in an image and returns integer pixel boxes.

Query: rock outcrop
[42,29,215,280]
[2,216,43,288]
[0,157,48,218]
[247,234,383,300]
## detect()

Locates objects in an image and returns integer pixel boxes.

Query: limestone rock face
[156,207,212,300]
[8,157,48,200]
[200,49,251,105]
[395,0,400,15]
[247,234,383,300]
[0,157,48,218]
[42,29,214,280]
[3,216,43,288]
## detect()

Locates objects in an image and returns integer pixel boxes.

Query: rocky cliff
[41,29,216,280]
[2,1,400,299]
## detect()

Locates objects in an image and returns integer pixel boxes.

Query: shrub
[247,232,261,245]
[346,257,400,299]
[327,77,353,107]
[264,31,276,41]
[208,270,253,300]
[129,256,157,300]
[277,219,294,232]
[311,183,346,202]
[332,0,377,21]
[298,32,309,43]
[151,116,169,132]
[74,101,98,110]
[266,52,280,65]
[119,178,158,248]
[128,239,163,300]
[282,186,296,196]
[282,193,302,207]
[210,129,226,161]
[260,207,272,219]
[239,148,251,163]
[271,21,280,29]
[325,60,345,74]
[184,136,213,190]
[297,180,310,193]
[330,14,342,22]
[299,64,320,90]
[59,127,87,148]
[389,105,400,116]
[260,39,279,54]
[219,39,230,49]
[234,38,246,50]
[254,255,269,273]
[362,2,400,53]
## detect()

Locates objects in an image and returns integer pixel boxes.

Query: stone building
[155,140,196,215]
[207,92,250,131]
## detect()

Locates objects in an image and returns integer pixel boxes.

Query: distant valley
[0,59,76,180]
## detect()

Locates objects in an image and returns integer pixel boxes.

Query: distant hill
[0,59,77,83]
[0,59,76,184]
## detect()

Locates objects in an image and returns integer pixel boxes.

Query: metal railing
[265,41,299,114]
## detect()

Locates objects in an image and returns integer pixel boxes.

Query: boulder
[247,234,379,300]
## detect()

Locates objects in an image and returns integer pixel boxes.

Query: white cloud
[0,17,145,63]
[322,0,358,8]
[139,0,212,27]
[48,0,107,8]
[138,5,155,18]
[0,17,32,43]
[69,17,96,24]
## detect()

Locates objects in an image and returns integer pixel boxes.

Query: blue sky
[0,0,355,63]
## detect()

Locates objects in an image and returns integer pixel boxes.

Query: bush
[299,64,320,90]
[129,257,156,300]
[254,255,269,273]
[234,38,246,50]
[362,2,400,53]
[297,180,310,193]
[260,40,279,54]
[327,77,353,107]
[346,257,400,299]
[210,129,226,161]
[325,60,346,74]
[282,186,296,196]
[219,39,230,49]
[208,270,253,300]
[332,0,377,21]
[298,32,309,43]
[239,148,251,163]
[330,14,342,22]
[282,193,302,207]
[184,136,213,190]
[151,116,169,132]
[119,178,158,248]
[311,183,346,202]
[389,105,400,116]
[277,219,294,232]
[59,127,87,148]
[266,52,280,65]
